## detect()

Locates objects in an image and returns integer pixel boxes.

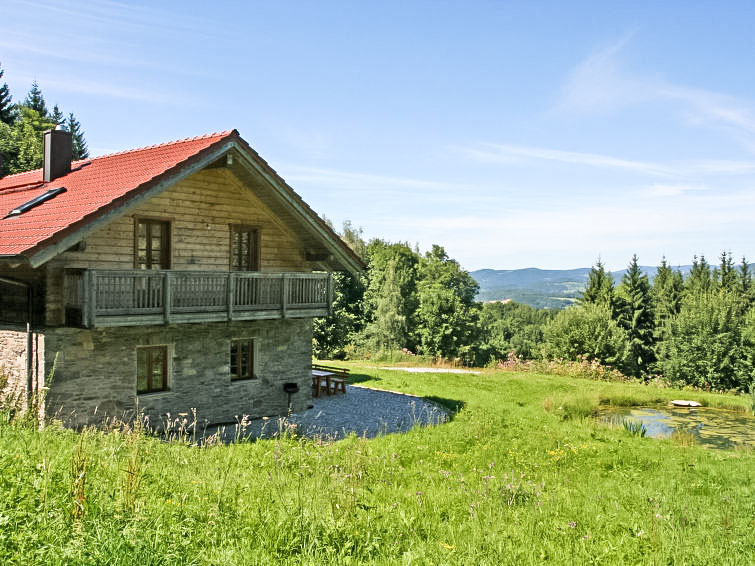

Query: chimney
[43,129,73,183]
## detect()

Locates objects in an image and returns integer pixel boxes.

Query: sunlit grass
[0,364,753,564]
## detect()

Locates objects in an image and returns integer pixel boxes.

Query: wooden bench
[312,364,349,396]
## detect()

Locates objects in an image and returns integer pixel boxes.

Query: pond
[599,405,755,450]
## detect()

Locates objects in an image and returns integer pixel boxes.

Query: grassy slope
[0,366,752,565]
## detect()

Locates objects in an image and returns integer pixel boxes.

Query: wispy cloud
[460,142,675,177]
[282,164,463,195]
[559,37,755,151]
[644,184,708,197]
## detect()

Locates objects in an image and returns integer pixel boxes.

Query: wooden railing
[63,269,333,328]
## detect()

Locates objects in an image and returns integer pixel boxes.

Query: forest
[0,64,88,176]
[315,222,755,393]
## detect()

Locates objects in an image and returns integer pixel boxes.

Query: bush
[541,303,630,372]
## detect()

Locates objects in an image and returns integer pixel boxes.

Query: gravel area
[200,385,448,443]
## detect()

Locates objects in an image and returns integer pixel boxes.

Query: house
[0,129,363,427]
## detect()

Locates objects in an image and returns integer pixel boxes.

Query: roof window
[5,186,67,218]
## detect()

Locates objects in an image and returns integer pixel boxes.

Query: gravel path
[201,385,448,443]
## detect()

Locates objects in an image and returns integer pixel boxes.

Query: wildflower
[583,534,589,540]
[569,521,577,529]
[441,542,455,551]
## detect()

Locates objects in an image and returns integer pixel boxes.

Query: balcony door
[231,226,260,308]
[135,218,171,270]
[134,218,170,310]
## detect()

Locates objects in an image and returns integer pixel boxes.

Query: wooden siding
[43,167,319,326]
[54,168,310,272]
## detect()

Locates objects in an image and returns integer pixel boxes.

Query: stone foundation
[40,318,313,428]
[0,328,45,406]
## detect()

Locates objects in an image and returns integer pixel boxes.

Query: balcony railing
[64,269,333,328]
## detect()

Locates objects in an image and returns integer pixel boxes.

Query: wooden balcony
[63,269,333,328]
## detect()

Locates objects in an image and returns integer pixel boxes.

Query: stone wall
[0,329,45,405]
[44,318,313,428]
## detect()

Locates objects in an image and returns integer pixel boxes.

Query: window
[230,339,256,380]
[137,346,168,393]
[135,219,170,270]
[230,226,259,271]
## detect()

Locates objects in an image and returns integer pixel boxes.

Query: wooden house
[0,129,362,427]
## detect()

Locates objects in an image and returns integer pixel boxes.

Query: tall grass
[0,365,752,564]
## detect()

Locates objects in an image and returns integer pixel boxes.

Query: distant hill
[471,265,694,309]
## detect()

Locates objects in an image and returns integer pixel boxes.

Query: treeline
[315,223,554,367]
[315,223,755,392]
[0,63,88,176]
[545,253,755,392]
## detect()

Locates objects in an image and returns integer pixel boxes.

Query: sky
[2,0,754,271]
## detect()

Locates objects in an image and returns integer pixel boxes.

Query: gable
[0,130,363,274]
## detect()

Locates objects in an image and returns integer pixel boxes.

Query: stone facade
[0,328,45,403]
[42,318,313,428]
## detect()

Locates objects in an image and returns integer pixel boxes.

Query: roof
[0,130,364,272]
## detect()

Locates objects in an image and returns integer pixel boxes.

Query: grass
[0,364,753,564]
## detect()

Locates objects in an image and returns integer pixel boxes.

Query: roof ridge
[92,130,235,160]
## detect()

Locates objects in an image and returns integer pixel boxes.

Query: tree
[24,81,47,117]
[580,258,615,313]
[686,255,713,295]
[0,62,14,125]
[312,221,367,359]
[415,245,480,362]
[738,257,753,307]
[657,290,747,391]
[652,256,684,351]
[541,303,629,371]
[66,113,89,159]
[0,107,57,173]
[50,105,64,127]
[313,270,365,359]
[715,251,737,292]
[361,240,419,354]
[479,301,553,362]
[615,255,655,378]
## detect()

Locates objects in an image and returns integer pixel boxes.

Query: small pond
[599,405,755,450]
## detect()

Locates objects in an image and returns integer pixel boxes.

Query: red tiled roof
[0,131,234,258]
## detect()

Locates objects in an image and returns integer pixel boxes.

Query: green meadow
[1,365,753,565]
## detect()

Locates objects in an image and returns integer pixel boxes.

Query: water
[599,405,755,450]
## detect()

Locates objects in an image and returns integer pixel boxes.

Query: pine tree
[50,104,65,127]
[24,81,47,117]
[580,258,615,313]
[66,113,89,159]
[652,257,683,344]
[616,255,655,378]
[738,257,753,307]
[715,251,737,292]
[0,62,14,125]
[686,255,713,296]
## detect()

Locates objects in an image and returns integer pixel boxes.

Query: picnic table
[311,365,349,397]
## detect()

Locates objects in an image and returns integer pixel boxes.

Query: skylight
[5,187,67,218]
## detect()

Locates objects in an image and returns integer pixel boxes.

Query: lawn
[0,364,752,565]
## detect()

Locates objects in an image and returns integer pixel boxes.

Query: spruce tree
[738,257,753,307]
[686,255,713,296]
[652,257,683,345]
[24,81,47,117]
[66,113,89,159]
[0,62,14,125]
[50,105,64,127]
[616,255,655,378]
[580,258,615,313]
[715,251,737,292]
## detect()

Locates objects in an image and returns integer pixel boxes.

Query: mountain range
[470,265,694,309]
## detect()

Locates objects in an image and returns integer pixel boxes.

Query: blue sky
[2,0,754,271]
